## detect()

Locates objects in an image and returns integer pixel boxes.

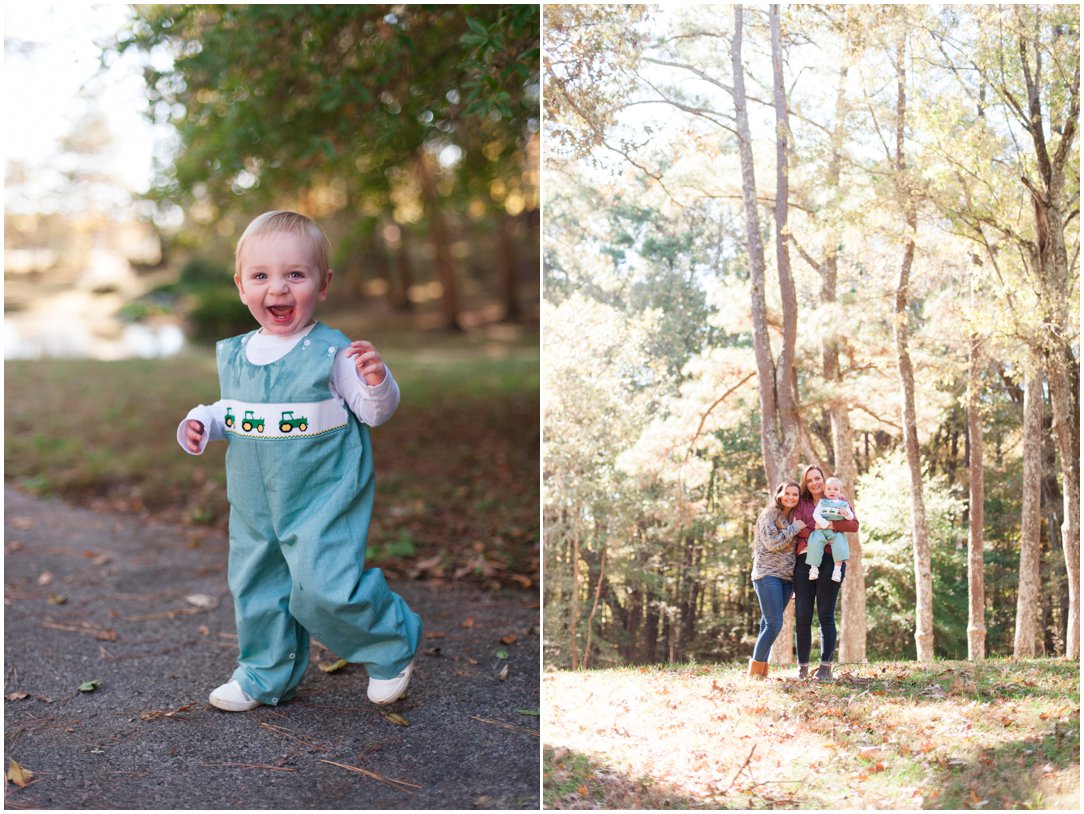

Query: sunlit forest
[542,4,1079,667]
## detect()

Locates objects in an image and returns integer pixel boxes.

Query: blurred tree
[113,4,539,329]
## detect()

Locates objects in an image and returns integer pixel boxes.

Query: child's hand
[185,420,205,453]
[345,340,387,386]
[816,520,831,530]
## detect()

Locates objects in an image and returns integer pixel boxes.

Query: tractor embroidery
[279,411,309,433]
[224,407,235,428]
[241,410,265,433]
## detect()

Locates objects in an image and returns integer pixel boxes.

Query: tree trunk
[498,215,523,322]
[732,5,781,490]
[1046,346,1080,658]
[1015,14,1080,659]
[769,4,800,477]
[644,600,659,663]
[582,547,606,668]
[966,321,986,660]
[1015,365,1044,657]
[758,5,801,665]
[413,150,462,331]
[570,533,581,669]
[893,34,936,663]
[390,225,414,311]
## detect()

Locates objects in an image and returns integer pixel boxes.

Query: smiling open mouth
[269,306,294,320]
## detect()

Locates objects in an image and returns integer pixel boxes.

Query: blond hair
[235,211,331,284]
[825,476,844,490]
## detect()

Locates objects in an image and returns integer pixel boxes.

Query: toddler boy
[177,210,421,711]
[806,477,853,582]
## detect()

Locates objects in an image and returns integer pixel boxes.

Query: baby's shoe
[209,679,261,712]
[832,565,843,582]
[367,660,414,705]
[808,566,819,580]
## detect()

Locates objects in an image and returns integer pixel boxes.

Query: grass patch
[5,329,538,587]
[543,659,1079,809]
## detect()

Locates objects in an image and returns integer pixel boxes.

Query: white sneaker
[832,566,843,582]
[808,566,819,580]
[209,679,261,712]
[367,661,414,705]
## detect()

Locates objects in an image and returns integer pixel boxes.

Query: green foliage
[178,257,230,289]
[113,5,539,215]
[173,257,251,341]
[186,286,252,342]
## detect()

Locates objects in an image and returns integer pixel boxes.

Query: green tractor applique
[241,410,265,433]
[279,410,309,433]
[225,407,235,428]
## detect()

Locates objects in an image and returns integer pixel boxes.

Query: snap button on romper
[217,322,421,704]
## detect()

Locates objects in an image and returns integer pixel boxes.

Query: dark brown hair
[799,464,826,503]
[771,480,801,528]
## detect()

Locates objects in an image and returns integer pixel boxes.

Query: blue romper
[217,322,421,705]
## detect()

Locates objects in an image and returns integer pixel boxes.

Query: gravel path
[3,486,539,809]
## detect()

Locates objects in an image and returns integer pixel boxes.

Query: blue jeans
[752,575,793,662]
[794,550,845,664]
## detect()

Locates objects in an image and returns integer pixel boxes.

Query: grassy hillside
[544,659,1079,809]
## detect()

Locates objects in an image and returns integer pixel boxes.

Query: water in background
[4,249,186,360]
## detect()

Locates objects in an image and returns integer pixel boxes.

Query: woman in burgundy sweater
[793,464,859,680]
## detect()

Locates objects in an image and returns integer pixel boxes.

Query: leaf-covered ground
[543,660,1079,810]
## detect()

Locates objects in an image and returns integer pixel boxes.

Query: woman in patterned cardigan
[748,481,806,679]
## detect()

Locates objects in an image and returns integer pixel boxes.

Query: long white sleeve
[176,402,228,455]
[329,350,400,427]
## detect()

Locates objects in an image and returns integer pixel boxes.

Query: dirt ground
[3,485,540,809]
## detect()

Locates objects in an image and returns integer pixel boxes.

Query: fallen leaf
[499,633,518,645]
[577,784,588,796]
[423,646,442,656]
[384,712,409,727]
[198,625,210,637]
[496,649,509,660]
[461,616,476,628]
[497,664,509,681]
[11,516,34,529]
[6,692,29,701]
[37,572,54,586]
[968,789,988,806]
[319,658,350,673]
[184,593,217,609]
[6,758,32,787]
[78,679,102,693]
[47,593,67,605]
[516,708,540,716]
[7,541,24,552]
[423,631,446,640]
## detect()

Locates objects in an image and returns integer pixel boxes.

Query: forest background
[542,4,1079,668]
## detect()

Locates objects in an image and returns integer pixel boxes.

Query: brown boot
[747,658,769,679]
[797,663,809,680]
